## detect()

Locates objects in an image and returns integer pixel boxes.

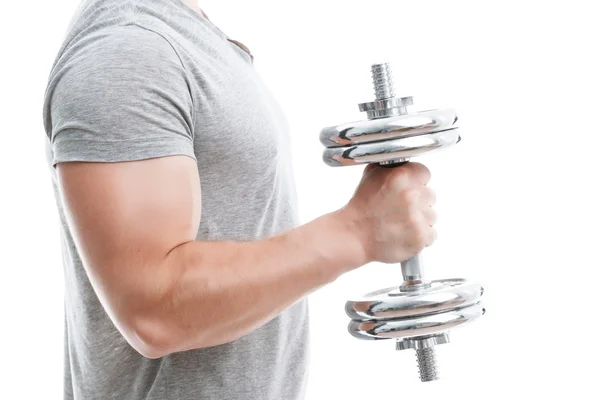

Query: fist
[343,162,437,263]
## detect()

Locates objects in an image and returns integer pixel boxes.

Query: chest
[181,41,290,173]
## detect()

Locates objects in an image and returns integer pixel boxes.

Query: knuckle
[428,208,438,225]
[391,168,410,187]
[410,163,431,184]
[425,187,436,204]
[401,188,420,205]
[419,164,432,182]
[427,228,438,246]
[431,215,438,227]
[364,163,378,176]
[407,209,422,227]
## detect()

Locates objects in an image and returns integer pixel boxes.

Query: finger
[419,186,436,207]
[425,227,437,247]
[421,206,437,227]
[364,162,378,173]
[403,162,431,185]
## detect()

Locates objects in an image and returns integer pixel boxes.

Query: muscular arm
[57,155,367,359]
[48,23,435,361]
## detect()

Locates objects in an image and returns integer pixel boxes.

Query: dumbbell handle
[380,161,426,283]
[402,253,424,282]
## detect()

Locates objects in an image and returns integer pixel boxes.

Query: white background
[1,0,599,399]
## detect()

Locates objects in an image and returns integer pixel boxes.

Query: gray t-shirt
[42,0,309,399]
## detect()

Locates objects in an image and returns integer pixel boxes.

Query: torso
[44,1,309,399]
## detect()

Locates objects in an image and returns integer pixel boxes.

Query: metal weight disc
[348,303,485,340]
[322,128,460,167]
[320,109,459,148]
[346,279,483,321]
[346,279,485,340]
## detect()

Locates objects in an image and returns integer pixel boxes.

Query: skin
[184,0,208,18]
[56,1,438,359]
[57,157,435,359]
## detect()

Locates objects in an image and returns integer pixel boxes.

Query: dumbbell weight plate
[322,128,460,167]
[346,279,483,321]
[320,109,459,148]
[348,302,484,340]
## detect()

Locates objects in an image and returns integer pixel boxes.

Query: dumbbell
[320,63,485,382]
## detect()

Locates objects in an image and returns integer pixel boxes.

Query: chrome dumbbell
[320,63,485,382]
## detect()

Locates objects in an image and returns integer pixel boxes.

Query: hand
[341,162,437,264]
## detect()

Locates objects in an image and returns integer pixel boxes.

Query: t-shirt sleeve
[43,25,196,167]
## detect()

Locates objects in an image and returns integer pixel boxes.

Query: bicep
[56,155,200,327]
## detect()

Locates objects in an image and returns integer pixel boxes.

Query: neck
[183,0,208,19]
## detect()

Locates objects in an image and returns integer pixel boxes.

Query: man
[42,0,437,399]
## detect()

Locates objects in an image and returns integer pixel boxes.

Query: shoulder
[43,24,191,138]
[63,24,184,73]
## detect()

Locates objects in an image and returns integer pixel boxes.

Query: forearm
[131,207,366,357]
[58,156,434,360]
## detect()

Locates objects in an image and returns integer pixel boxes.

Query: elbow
[125,313,178,359]
[126,313,220,358]
[115,266,182,359]
[132,337,170,360]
